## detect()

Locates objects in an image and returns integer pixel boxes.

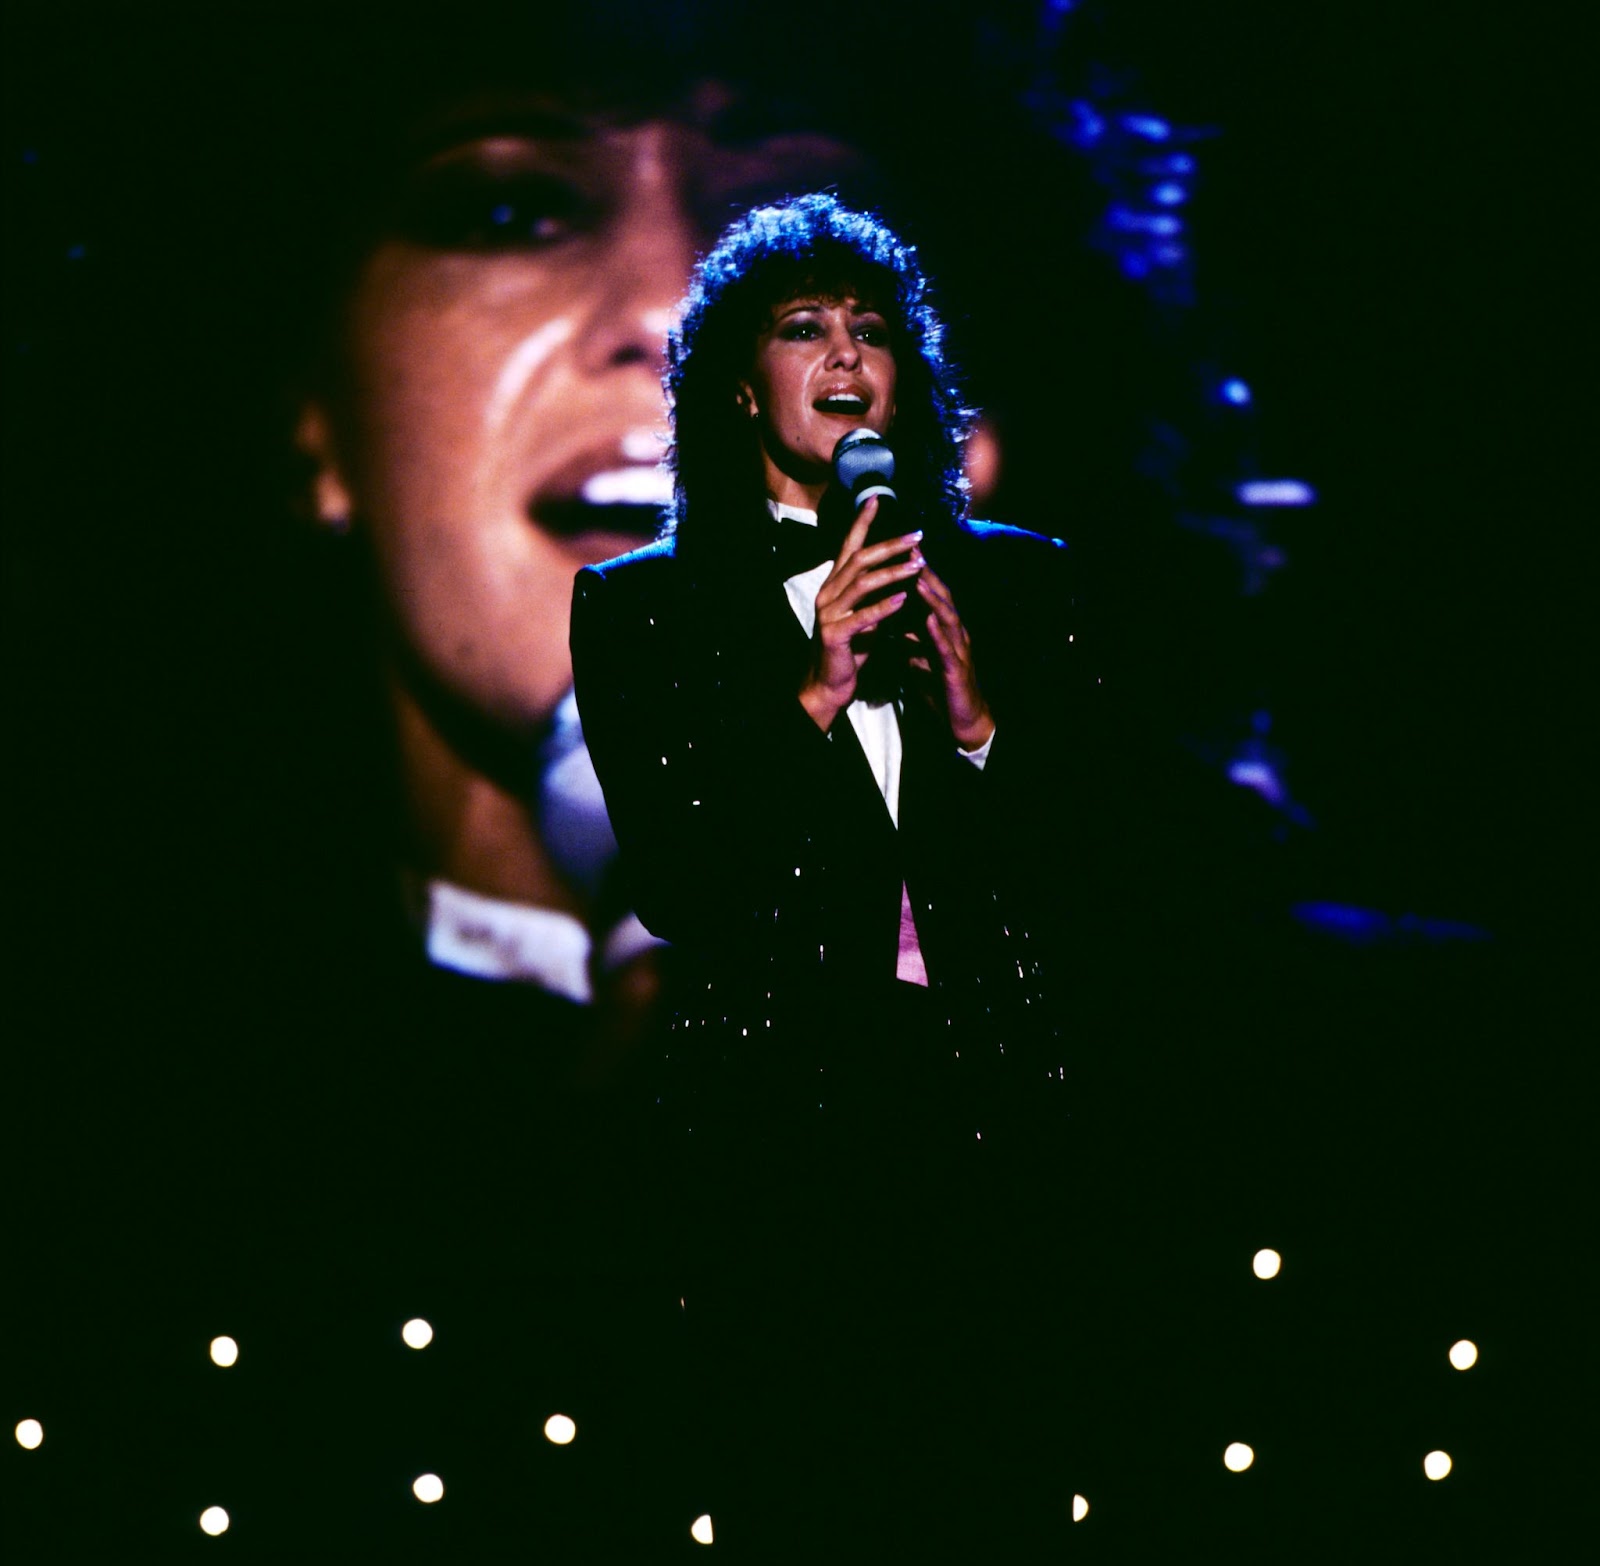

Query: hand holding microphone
[794,426,924,733]
[824,429,994,749]
[831,429,922,628]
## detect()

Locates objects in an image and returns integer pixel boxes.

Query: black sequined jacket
[571,517,1103,1117]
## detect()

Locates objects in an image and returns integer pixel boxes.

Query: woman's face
[743,296,898,506]
[301,93,862,738]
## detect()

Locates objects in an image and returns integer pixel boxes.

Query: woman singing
[572,192,1094,1549]
[573,194,1096,1120]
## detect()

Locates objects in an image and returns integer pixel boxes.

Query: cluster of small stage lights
[10,1281,1483,1535]
[1218,1248,1478,1486]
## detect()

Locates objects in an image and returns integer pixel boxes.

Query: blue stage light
[1222,378,1252,406]
[1291,902,1389,940]
[1071,102,1105,143]
[1122,114,1172,140]
[1227,759,1285,806]
[1237,479,1315,506]
[1108,208,1181,236]
[1152,182,1187,205]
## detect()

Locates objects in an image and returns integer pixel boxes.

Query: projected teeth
[580,468,674,505]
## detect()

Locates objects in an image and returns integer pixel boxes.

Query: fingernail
[912,530,924,541]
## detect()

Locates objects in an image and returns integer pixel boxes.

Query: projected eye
[395,165,592,252]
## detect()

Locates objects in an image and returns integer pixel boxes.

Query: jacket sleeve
[936,528,1111,933]
[570,562,853,951]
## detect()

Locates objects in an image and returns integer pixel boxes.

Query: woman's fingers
[924,608,959,663]
[916,564,960,620]
[823,589,908,636]
[856,529,925,569]
[817,519,925,607]
[834,497,877,570]
[819,547,923,615]
[853,556,924,602]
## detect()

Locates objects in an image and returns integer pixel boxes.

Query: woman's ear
[734,380,759,420]
[294,402,354,532]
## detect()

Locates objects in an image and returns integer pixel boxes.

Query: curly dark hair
[664,194,972,559]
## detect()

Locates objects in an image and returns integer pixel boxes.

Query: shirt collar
[766,498,819,526]
[424,879,593,1001]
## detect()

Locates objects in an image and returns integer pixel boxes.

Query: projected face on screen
[300,89,863,741]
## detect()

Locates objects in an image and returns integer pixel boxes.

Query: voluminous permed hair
[664,194,971,559]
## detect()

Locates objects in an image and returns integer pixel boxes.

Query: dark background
[5,2,1588,1556]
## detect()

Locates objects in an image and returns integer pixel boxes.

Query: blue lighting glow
[1237,479,1316,507]
[1152,182,1187,205]
[1108,208,1182,235]
[1122,114,1172,141]
[1227,759,1285,806]
[1072,102,1105,143]
[1222,379,1252,406]
[1118,253,1152,280]
[1153,243,1187,266]
[1291,903,1492,945]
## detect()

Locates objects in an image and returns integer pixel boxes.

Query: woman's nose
[825,324,862,370]
[577,127,701,376]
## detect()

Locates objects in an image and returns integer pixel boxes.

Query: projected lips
[531,436,671,540]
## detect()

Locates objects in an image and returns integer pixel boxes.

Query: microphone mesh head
[832,428,896,494]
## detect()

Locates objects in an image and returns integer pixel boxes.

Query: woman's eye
[779,320,822,341]
[391,168,592,252]
[854,323,890,345]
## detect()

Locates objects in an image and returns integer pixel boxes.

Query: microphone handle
[856,491,926,638]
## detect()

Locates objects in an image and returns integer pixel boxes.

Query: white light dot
[413,1473,445,1503]
[691,1513,715,1545]
[209,1335,239,1368]
[1072,1493,1089,1522]
[1252,1248,1282,1280]
[1448,1339,1478,1371]
[1423,1450,1452,1481]
[1224,1442,1255,1472]
[15,1418,44,1450]
[544,1413,577,1445]
[402,1318,434,1350]
[199,1506,230,1536]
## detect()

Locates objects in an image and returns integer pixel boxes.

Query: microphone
[832,426,899,529]
[831,429,923,634]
